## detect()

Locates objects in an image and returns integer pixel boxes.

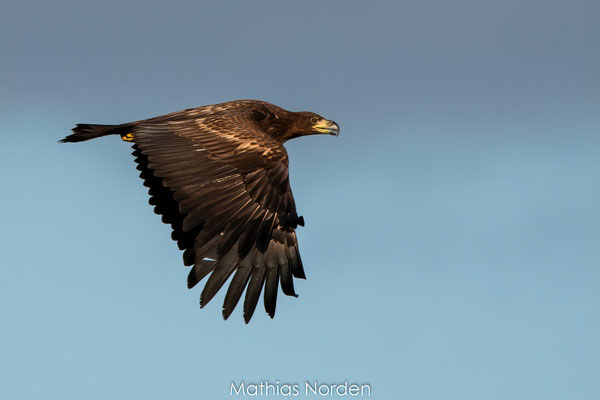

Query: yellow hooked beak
[313,119,340,136]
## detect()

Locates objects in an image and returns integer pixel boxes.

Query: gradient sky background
[2,1,600,399]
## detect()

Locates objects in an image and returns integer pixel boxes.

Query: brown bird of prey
[60,100,339,322]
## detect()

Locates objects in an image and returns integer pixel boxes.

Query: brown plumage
[60,99,339,322]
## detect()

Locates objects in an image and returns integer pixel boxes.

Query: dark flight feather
[263,266,280,318]
[200,248,239,307]
[244,267,266,323]
[222,266,253,320]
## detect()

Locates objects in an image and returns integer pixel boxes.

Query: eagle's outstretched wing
[130,109,305,322]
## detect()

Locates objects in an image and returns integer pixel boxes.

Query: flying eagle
[60,100,339,322]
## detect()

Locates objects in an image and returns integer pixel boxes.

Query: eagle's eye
[250,110,267,122]
[310,117,318,124]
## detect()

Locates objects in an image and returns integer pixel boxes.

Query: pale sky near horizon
[2,1,600,399]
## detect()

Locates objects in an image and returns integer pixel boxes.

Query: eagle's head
[247,102,340,141]
[293,111,340,137]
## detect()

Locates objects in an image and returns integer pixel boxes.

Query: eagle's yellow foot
[121,132,135,142]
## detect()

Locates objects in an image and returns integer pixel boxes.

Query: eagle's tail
[59,123,133,143]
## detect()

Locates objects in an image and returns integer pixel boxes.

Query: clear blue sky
[2,1,599,399]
